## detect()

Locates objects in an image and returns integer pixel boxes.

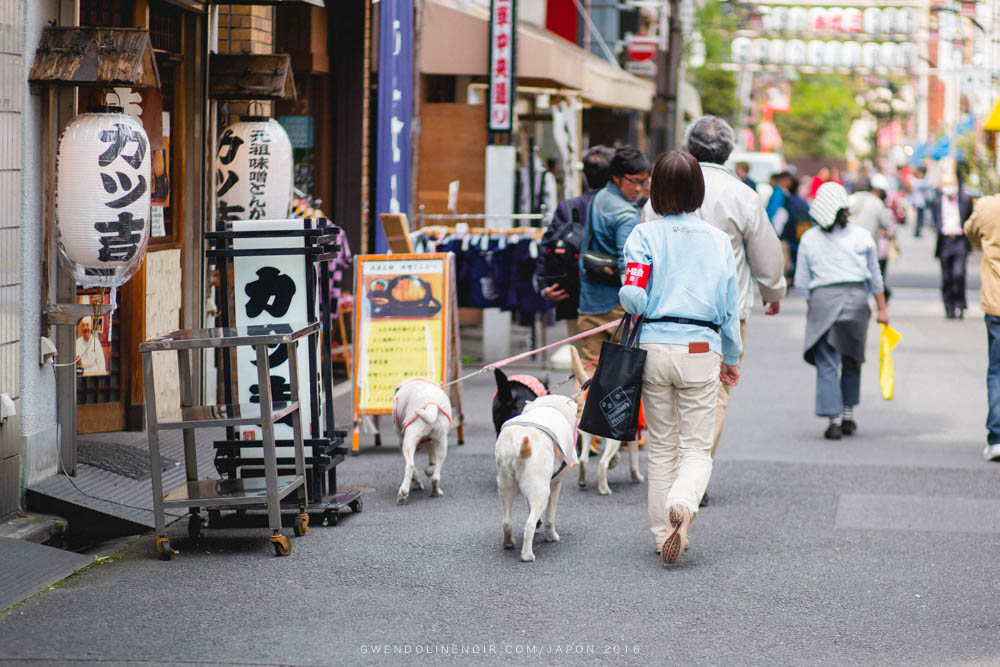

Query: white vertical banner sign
[232,219,316,457]
[488,0,516,133]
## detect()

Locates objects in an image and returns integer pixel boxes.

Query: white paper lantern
[215,116,293,224]
[807,40,826,67]
[863,8,882,35]
[787,8,808,34]
[843,9,863,34]
[863,42,882,69]
[785,39,807,66]
[841,41,863,68]
[768,39,786,65]
[808,8,828,33]
[880,42,897,68]
[731,37,752,64]
[752,38,771,65]
[56,108,151,288]
[823,41,841,68]
[826,8,844,33]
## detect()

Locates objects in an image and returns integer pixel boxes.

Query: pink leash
[441,319,618,389]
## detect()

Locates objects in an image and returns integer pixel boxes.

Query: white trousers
[640,343,720,543]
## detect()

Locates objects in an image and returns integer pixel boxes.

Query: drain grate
[76,440,179,481]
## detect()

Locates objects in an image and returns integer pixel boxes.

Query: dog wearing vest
[492,368,548,434]
[570,345,644,495]
[392,377,452,504]
[495,394,579,562]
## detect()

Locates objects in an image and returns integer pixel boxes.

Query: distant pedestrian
[735,161,756,191]
[962,194,1000,460]
[809,167,830,200]
[796,182,889,440]
[577,146,650,372]
[535,145,614,337]
[849,174,896,300]
[932,172,975,319]
[909,166,932,237]
[620,150,741,563]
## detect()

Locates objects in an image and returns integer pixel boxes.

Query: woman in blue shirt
[619,151,741,564]
[795,182,889,441]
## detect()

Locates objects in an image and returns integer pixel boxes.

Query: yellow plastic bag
[879,324,901,400]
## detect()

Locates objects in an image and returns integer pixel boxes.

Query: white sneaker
[983,444,1000,461]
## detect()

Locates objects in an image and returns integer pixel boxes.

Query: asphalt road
[3,231,1000,666]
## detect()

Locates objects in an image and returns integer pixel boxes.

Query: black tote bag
[579,314,646,441]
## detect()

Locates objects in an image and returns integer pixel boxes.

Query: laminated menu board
[352,253,462,451]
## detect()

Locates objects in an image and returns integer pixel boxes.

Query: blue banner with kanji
[375,0,414,253]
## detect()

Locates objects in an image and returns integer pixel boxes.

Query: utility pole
[650,0,683,154]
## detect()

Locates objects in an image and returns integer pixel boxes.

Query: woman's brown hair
[649,150,705,217]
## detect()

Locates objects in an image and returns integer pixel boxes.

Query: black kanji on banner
[244,267,297,318]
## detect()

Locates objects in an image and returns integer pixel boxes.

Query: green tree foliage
[689,0,738,122]
[773,76,861,158]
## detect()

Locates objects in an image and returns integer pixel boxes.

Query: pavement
[3,229,1000,666]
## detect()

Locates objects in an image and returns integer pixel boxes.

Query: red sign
[488,0,515,133]
[625,34,658,62]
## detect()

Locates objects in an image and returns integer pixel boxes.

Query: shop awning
[28,27,160,88]
[985,97,1000,132]
[209,54,296,100]
[420,0,653,111]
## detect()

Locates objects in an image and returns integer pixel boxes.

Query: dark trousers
[986,315,1000,444]
[812,332,862,417]
[913,206,928,237]
[939,235,968,315]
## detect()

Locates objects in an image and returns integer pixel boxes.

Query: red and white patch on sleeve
[624,262,651,288]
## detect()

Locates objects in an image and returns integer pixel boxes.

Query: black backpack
[540,192,592,287]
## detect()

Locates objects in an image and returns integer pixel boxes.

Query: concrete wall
[19,0,60,489]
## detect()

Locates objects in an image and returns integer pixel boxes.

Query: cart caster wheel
[270,534,292,557]
[208,509,222,525]
[349,498,364,514]
[156,537,173,561]
[188,514,204,540]
[294,514,310,537]
[328,511,339,526]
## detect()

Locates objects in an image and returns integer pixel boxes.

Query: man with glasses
[577,145,650,369]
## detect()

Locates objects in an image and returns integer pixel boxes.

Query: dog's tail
[518,435,532,459]
[569,344,589,386]
[416,404,439,424]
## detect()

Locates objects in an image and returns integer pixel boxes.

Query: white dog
[570,346,644,495]
[392,377,452,504]
[495,394,579,562]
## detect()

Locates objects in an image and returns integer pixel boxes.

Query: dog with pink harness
[392,377,452,504]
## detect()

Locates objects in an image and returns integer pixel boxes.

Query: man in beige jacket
[642,116,787,501]
[963,194,1000,460]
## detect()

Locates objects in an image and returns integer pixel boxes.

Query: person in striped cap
[795,182,890,440]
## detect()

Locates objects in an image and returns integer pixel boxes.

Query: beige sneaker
[661,504,690,564]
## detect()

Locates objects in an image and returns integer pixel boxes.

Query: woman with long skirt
[795,182,890,440]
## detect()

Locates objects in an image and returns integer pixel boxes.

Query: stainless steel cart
[140,323,318,559]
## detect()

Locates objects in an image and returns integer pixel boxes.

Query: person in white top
[796,183,889,440]
[931,172,975,318]
[75,317,107,375]
[640,117,786,499]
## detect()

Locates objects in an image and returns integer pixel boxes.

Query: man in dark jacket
[534,145,614,333]
[932,172,975,318]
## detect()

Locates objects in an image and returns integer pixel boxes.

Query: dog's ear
[494,368,513,404]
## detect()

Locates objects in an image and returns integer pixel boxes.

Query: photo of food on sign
[366,274,441,318]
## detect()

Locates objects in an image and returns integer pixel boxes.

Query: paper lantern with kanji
[55,108,151,288]
[215,116,293,224]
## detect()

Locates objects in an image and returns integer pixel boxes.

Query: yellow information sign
[352,253,462,452]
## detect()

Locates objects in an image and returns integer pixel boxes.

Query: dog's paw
[396,490,409,504]
[598,484,612,496]
[520,552,536,562]
[431,481,443,497]
[543,529,560,542]
[503,538,515,549]
[424,465,434,478]
[631,470,646,484]
[411,478,424,491]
